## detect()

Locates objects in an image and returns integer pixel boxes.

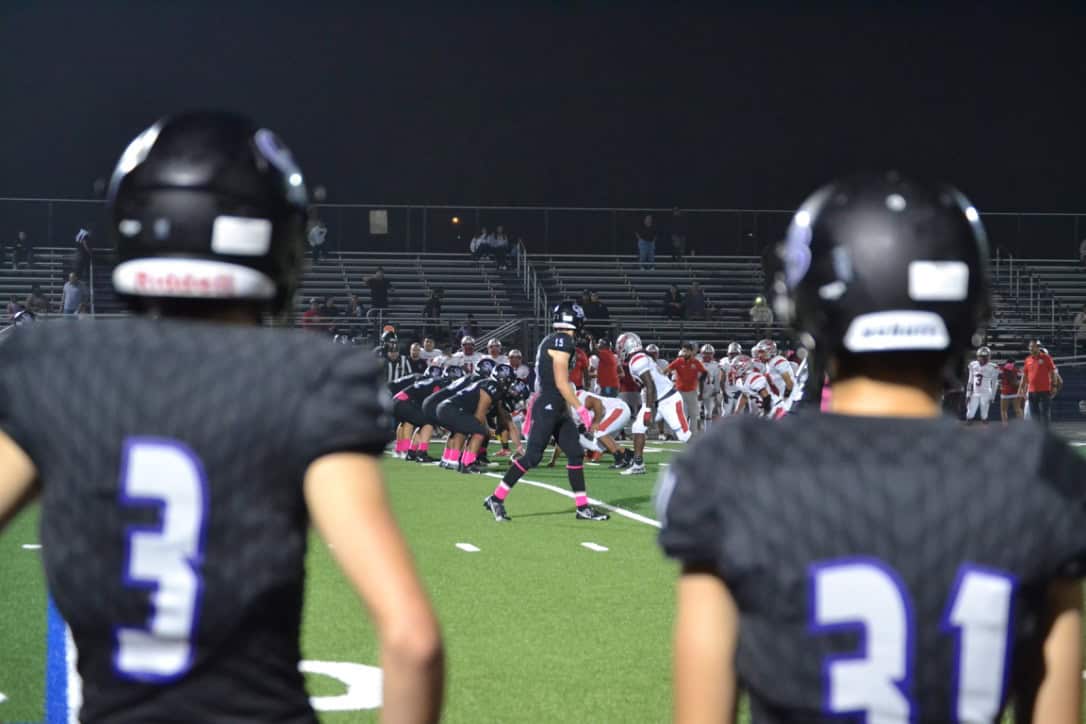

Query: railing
[993,250,1065,344]
[4,197,1082,257]
[513,241,548,324]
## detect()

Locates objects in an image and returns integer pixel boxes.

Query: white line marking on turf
[455,543,480,552]
[483,472,661,529]
[0,691,6,703]
[581,542,609,552]
[1071,442,1086,447]
[22,543,41,550]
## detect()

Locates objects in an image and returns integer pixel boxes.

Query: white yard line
[455,543,480,552]
[482,473,661,529]
[581,542,609,552]
[0,691,7,704]
[22,543,41,550]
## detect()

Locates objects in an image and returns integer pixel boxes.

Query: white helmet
[976,346,991,360]
[645,343,660,358]
[727,342,742,357]
[615,332,643,361]
[508,348,522,359]
[487,338,502,350]
[700,343,715,358]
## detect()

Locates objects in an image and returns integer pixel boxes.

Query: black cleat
[414,453,437,464]
[484,495,511,521]
[405,450,418,462]
[459,462,486,474]
[609,450,633,469]
[575,505,610,521]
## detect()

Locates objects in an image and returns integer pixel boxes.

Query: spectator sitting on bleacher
[24,284,48,315]
[750,295,774,332]
[469,227,494,259]
[685,280,707,320]
[62,273,85,316]
[662,284,685,319]
[493,226,510,269]
[73,229,93,279]
[365,266,391,310]
[636,215,657,271]
[307,216,327,262]
[300,297,322,331]
[583,290,610,338]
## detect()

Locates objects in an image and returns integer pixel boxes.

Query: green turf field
[2,440,1083,723]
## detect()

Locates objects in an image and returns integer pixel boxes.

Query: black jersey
[447,378,503,415]
[533,332,575,396]
[658,414,1086,724]
[389,372,421,394]
[0,318,393,724]
[401,375,451,405]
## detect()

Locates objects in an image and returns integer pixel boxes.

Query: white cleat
[621,463,646,476]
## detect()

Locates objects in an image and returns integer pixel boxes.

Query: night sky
[1,2,1082,212]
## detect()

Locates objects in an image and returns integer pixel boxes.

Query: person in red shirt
[570,344,590,389]
[666,343,706,436]
[1018,339,1062,426]
[999,359,1023,425]
[596,339,620,397]
[300,297,322,332]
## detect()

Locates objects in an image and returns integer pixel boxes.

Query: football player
[484,302,609,521]
[720,342,743,417]
[546,384,633,467]
[423,359,491,469]
[618,331,693,476]
[697,344,723,431]
[999,358,1024,425]
[0,112,443,723]
[658,172,1086,723]
[436,363,521,474]
[965,345,999,425]
[393,365,456,463]
[753,338,796,412]
[449,335,484,374]
[481,338,510,366]
[507,348,533,387]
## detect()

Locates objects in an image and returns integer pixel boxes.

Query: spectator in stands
[667,343,706,433]
[7,296,26,320]
[750,295,774,333]
[73,229,93,279]
[1074,304,1086,354]
[636,215,657,270]
[24,284,48,315]
[12,231,31,269]
[61,273,84,316]
[584,290,610,338]
[595,338,620,397]
[1018,339,1061,427]
[469,227,493,260]
[685,280,707,320]
[407,343,429,374]
[662,284,685,319]
[365,266,391,310]
[300,297,322,331]
[493,226,510,269]
[307,215,327,262]
[670,208,687,261]
[422,288,443,339]
[457,313,480,344]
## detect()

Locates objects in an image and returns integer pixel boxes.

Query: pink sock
[494,483,510,501]
[411,442,423,452]
[575,494,588,507]
[396,439,410,453]
[443,449,453,461]
[462,451,477,467]
[451,450,462,462]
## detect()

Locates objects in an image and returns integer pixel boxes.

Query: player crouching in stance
[617,331,693,476]
[484,302,609,521]
[965,345,999,425]
[436,363,522,474]
[658,172,1086,723]
[546,384,634,468]
[0,112,443,723]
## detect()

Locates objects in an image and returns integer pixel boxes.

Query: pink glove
[576,405,593,429]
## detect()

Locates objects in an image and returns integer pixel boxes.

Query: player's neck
[830,376,942,418]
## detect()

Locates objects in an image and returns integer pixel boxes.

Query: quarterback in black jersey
[658,173,1086,723]
[0,113,443,723]
[485,302,609,521]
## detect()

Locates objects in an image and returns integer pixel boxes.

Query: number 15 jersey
[657,413,1086,723]
[0,319,394,724]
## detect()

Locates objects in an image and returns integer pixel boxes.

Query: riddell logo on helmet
[843,311,951,352]
[133,271,235,295]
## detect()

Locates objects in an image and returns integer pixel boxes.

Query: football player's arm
[640,371,657,416]
[0,431,37,531]
[549,349,583,410]
[304,453,444,723]
[673,565,739,724]
[1027,579,1082,723]
[779,365,795,396]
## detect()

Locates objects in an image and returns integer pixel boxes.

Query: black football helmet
[491,363,515,389]
[476,358,496,377]
[107,111,308,314]
[552,301,585,332]
[768,172,990,361]
[380,329,398,346]
[445,364,465,379]
[508,379,531,403]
